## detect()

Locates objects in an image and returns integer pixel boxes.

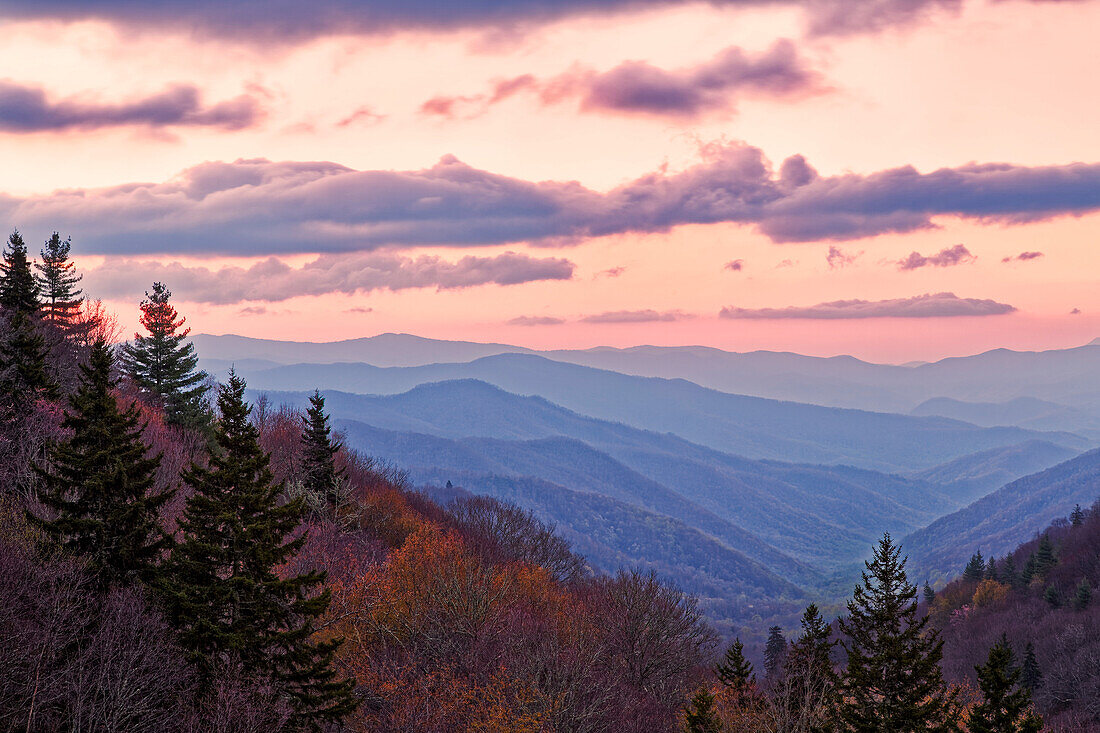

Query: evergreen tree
[786,604,837,731]
[716,638,755,695]
[923,582,936,606]
[1073,578,1091,610]
[0,310,57,405]
[969,635,1043,733]
[1002,555,1020,588]
[0,229,40,317]
[684,688,722,733]
[34,232,83,329]
[163,373,355,728]
[1043,584,1060,608]
[764,625,788,680]
[119,282,210,429]
[837,533,959,733]
[1021,553,1037,585]
[985,556,999,582]
[963,551,985,583]
[1019,643,1042,692]
[30,340,169,588]
[1033,535,1056,579]
[300,390,345,505]
[1070,503,1085,527]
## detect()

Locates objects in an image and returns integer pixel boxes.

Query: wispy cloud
[719,292,1016,319]
[580,309,690,323]
[507,315,566,326]
[85,251,574,304]
[725,259,745,271]
[826,245,858,269]
[0,81,260,133]
[897,243,975,270]
[1001,251,1044,263]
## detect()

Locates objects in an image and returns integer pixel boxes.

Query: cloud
[1071,307,1081,315]
[719,292,1016,319]
[6,145,1100,255]
[507,315,566,326]
[0,81,260,133]
[344,306,374,314]
[420,41,822,120]
[238,305,269,316]
[596,266,626,278]
[337,106,385,127]
[84,251,574,304]
[826,245,858,269]
[897,243,975,270]
[1001,250,1044,263]
[725,259,745,271]
[776,259,796,268]
[0,0,964,42]
[580,309,690,323]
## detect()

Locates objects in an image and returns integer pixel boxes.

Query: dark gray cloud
[0,81,260,133]
[580,309,690,323]
[507,315,567,326]
[720,292,1016,319]
[420,42,821,120]
[84,251,574,304]
[5,145,1100,255]
[1001,250,1044,263]
[0,0,963,42]
[897,243,974,270]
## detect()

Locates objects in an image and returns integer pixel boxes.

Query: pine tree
[963,551,985,583]
[1043,584,1060,608]
[1019,643,1042,692]
[1021,553,1037,585]
[119,282,210,429]
[1002,555,1020,588]
[969,635,1043,733]
[34,232,83,330]
[1070,503,1085,527]
[684,688,723,733]
[1073,578,1091,610]
[300,390,345,505]
[30,340,170,588]
[716,638,755,695]
[985,556,999,582]
[0,230,40,317]
[923,582,936,606]
[837,533,959,733]
[163,373,355,728]
[0,310,57,405]
[764,625,788,680]
[1033,535,1056,579]
[786,604,837,732]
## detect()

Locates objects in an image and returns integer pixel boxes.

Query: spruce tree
[30,340,169,588]
[717,639,754,691]
[1002,555,1020,588]
[1070,504,1085,527]
[1019,643,1042,692]
[837,533,959,732]
[163,373,355,728]
[300,390,345,505]
[684,688,722,733]
[764,625,788,680]
[985,556,999,582]
[1033,535,1056,579]
[963,551,985,583]
[1073,578,1091,610]
[969,635,1043,733]
[1043,584,1061,608]
[786,604,837,731]
[35,232,83,329]
[1021,553,1037,585]
[716,638,755,695]
[0,229,40,317]
[0,310,57,405]
[119,282,210,429]
[923,582,936,606]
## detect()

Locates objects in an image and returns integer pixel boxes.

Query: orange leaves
[971,579,1011,608]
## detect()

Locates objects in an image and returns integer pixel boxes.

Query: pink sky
[1,0,1099,363]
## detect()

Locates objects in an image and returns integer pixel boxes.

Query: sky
[2,0,1099,363]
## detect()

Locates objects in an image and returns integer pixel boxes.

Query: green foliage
[684,688,722,733]
[163,373,355,728]
[1033,535,1057,579]
[0,310,57,405]
[923,581,936,606]
[716,638,755,695]
[300,390,345,504]
[1001,554,1020,588]
[1043,584,1060,608]
[35,232,83,329]
[969,635,1043,733]
[0,229,40,316]
[30,340,170,589]
[119,282,210,429]
[1070,503,1085,527]
[963,550,985,583]
[1019,643,1042,692]
[764,625,787,680]
[1073,578,1091,610]
[837,533,959,733]
[786,603,838,732]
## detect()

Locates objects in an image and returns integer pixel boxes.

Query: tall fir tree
[300,390,345,505]
[1070,503,1085,527]
[963,551,985,583]
[837,533,959,733]
[30,340,170,588]
[119,282,210,429]
[1033,535,1057,579]
[923,582,936,606]
[34,232,83,330]
[1019,643,1042,692]
[764,625,788,681]
[716,638,755,696]
[786,604,838,732]
[163,373,356,729]
[684,688,723,733]
[968,635,1043,733]
[0,310,57,405]
[1073,578,1091,610]
[0,229,40,317]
